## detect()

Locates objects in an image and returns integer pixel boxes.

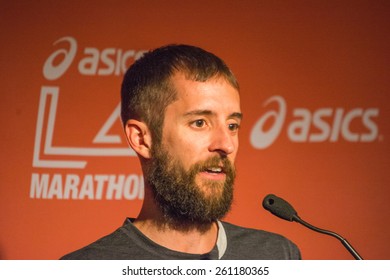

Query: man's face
[147,73,242,226]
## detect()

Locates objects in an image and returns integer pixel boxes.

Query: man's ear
[124,120,152,159]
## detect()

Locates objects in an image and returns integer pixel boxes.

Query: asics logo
[250,96,286,149]
[42,36,145,80]
[250,95,380,149]
[43,37,77,80]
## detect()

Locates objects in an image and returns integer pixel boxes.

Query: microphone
[262,194,363,260]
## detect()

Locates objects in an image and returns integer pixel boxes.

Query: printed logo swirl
[43,36,77,80]
[250,95,286,149]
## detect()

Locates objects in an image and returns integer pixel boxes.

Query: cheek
[166,135,207,167]
[176,137,205,159]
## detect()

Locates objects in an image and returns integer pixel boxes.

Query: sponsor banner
[250,95,380,149]
[29,36,147,204]
[1,1,389,260]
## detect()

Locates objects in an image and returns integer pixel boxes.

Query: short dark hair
[121,44,239,144]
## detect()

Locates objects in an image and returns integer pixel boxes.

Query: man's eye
[228,123,240,131]
[192,119,206,128]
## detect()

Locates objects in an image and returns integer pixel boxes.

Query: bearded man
[61,44,300,260]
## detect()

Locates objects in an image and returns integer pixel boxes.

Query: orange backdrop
[1,0,389,260]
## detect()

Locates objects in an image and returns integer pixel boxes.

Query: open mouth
[199,163,228,181]
[205,167,224,174]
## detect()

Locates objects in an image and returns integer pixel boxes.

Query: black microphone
[262,194,363,260]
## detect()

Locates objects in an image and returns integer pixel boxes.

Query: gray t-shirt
[61,218,301,260]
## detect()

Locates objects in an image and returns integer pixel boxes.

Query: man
[61,44,300,259]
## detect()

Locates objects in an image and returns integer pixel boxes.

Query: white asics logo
[42,36,146,80]
[250,95,380,149]
[250,96,286,149]
[43,37,77,80]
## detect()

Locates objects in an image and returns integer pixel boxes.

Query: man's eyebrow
[183,110,214,117]
[183,110,243,119]
[230,112,243,120]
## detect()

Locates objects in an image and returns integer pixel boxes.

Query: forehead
[169,73,240,111]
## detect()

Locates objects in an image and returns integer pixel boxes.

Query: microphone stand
[292,214,363,260]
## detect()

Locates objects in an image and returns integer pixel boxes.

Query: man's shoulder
[60,219,146,260]
[220,221,301,260]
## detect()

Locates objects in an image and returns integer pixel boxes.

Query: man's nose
[208,125,236,156]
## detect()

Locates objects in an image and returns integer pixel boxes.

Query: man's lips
[199,166,226,180]
[205,167,223,173]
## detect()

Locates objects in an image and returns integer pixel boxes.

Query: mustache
[191,156,235,174]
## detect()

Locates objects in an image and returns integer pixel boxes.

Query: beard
[145,144,236,229]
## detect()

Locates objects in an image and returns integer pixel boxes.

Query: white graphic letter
[43,37,77,80]
[250,96,287,149]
